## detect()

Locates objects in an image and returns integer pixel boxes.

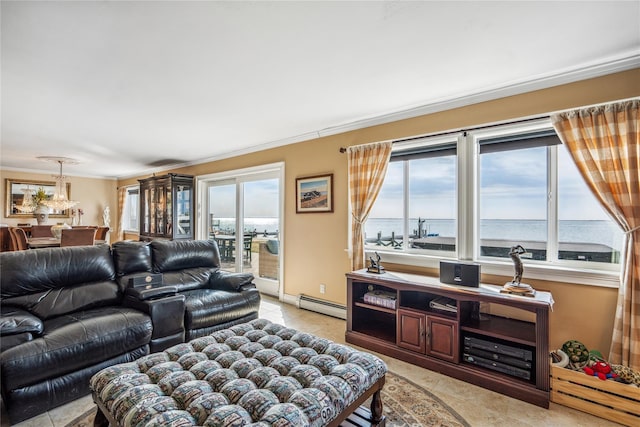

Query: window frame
[122,185,140,232]
[365,118,621,288]
[393,134,460,257]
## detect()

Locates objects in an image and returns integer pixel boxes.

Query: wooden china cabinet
[138,174,194,241]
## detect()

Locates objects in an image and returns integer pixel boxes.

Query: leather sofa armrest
[0,306,43,337]
[124,285,178,301]
[1,391,10,427]
[209,270,254,291]
[0,332,33,352]
[239,283,258,292]
[123,293,186,347]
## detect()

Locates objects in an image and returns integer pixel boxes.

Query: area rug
[65,371,469,427]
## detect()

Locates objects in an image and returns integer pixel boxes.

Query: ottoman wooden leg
[370,389,385,426]
[93,406,109,427]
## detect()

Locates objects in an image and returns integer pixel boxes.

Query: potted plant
[33,187,50,225]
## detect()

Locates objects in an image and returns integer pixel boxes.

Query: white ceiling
[1,1,639,179]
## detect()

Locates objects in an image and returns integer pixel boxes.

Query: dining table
[28,237,61,249]
[213,234,236,261]
[27,237,106,249]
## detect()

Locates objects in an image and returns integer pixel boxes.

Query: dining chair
[243,233,253,262]
[8,227,18,251]
[94,226,109,241]
[30,225,53,238]
[8,227,29,251]
[60,228,97,247]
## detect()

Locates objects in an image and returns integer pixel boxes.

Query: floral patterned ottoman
[90,319,387,426]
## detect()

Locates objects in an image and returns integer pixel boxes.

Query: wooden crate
[551,365,640,426]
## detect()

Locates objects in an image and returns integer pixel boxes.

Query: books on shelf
[364,290,397,309]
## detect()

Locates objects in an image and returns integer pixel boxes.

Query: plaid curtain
[347,141,393,270]
[116,186,127,242]
[551,99,640,369]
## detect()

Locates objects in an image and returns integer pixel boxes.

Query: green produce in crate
[562,340,590,366]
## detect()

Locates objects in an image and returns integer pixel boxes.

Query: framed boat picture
[296,173,333,213]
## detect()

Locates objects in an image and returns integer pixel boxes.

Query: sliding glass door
[198,164,283,297]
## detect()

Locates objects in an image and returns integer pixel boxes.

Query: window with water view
[365,121,622,272]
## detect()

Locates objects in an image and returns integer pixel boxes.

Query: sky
[209,178,279,219]
[370,144,613,222]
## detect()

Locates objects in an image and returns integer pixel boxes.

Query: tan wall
[122,69,637,356]
[0,169,117,231]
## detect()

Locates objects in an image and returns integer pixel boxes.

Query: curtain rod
[338,114,551,153]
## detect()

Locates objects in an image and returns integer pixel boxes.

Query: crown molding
[0,166,118,180]
[316,51,640,138]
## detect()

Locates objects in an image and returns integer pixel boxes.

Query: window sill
[365,249,620,288]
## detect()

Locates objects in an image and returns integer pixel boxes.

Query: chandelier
[38,156,80,211]
[16,186,36,213]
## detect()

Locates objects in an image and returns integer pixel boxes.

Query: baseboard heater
[298,295,347,320]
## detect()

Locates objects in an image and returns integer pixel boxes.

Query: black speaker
[439,261,480,287]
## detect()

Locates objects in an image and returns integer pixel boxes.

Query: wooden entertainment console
[346,270,553,408]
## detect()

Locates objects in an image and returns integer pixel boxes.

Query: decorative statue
[503,244,535,296]
[103,206,110,228]
[508,245,526,285]
[367,251,385,274]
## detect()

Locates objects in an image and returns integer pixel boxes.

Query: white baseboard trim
[295,294,347,320]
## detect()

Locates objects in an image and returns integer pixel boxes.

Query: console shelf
[346,270,553,408]
[354,300,396,315]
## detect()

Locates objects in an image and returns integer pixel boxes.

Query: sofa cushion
[150,240,220,272]
[1,245,121,320]
[112,241,152,276]
[1,306,152,391]
[1,245,116,297]
[2,281,120,321]
[182,288,261,331]
[266,239,279,255]
[0,306,43,336]
[160,267,216,292]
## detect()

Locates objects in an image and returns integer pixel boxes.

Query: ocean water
[212,217,624,252]
[212,217,280,236]
[364,218,623,251]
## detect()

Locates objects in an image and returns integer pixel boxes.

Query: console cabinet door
[426,316,459,363]
[397,309,425,353]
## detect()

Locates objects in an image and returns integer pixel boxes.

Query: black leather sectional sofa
[0,239,261,424]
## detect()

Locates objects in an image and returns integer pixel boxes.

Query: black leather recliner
[0,245,153,424]
[112,239,262,341]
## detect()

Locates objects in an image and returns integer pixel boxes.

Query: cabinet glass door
[142,187,150,234]
[175,183,191,238]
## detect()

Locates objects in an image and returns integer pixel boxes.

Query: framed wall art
[295,173,333,213]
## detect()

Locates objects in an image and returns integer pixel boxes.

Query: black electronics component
[463,346,532,370]
[463,353,531,380]
[439,261,480,287]
[463,335,533,361]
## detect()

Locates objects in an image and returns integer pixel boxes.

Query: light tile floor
[12,295,621,427]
